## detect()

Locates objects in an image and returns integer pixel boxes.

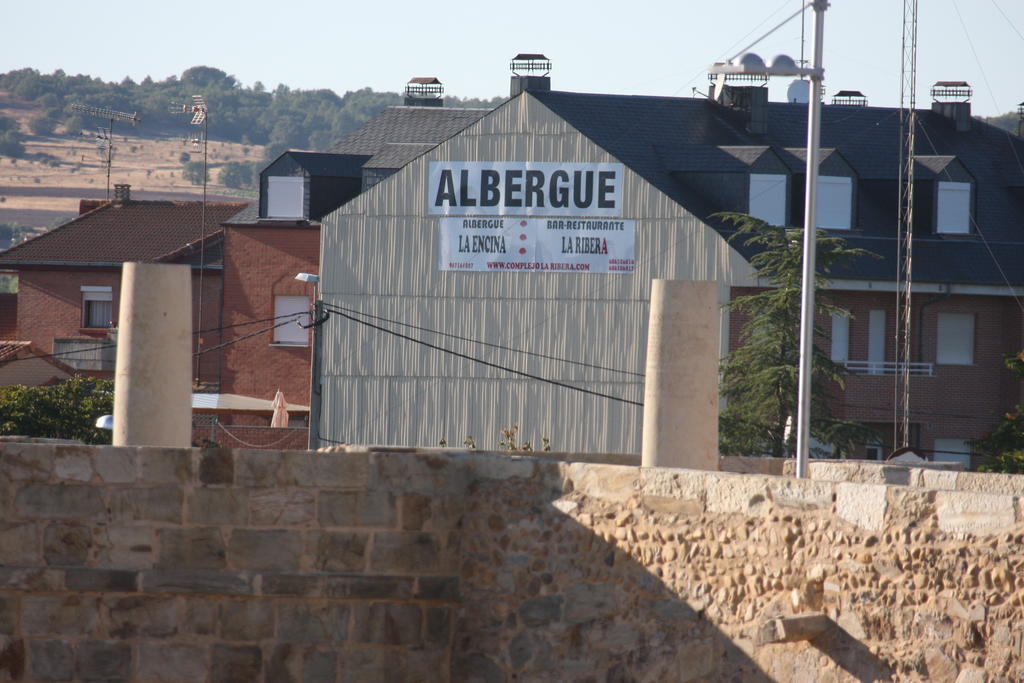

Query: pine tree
[718,214,877,458]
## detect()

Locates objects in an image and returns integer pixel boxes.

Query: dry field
[0,93,258,231]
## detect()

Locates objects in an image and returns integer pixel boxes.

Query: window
[868,309,886,374]
[936,181,971,234]
[273,295,310,345]
[267,176,305,218]
[816,176,852,230]
[936,312,974,364]
[81,286,113,328]
[749,174,787,226]
[933,438,971,468]
[830,313,849,362]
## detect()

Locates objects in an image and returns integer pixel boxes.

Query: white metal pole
[795,0,827,479]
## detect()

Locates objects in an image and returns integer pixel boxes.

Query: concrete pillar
[113,262,192,447]
[641,279,719,470]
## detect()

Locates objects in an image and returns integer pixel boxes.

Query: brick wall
[219,226,318,407]
[3,443,1024,680]
[729,287,1024,455]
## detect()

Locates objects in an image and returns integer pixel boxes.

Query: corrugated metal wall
[319,94,756,453]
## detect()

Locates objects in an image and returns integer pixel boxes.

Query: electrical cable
[193,319,297,357]
[323,303,644,378]
[331,309,643,408]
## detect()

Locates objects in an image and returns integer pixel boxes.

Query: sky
[4,0,1023,118]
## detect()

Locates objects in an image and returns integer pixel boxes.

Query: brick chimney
[931,82,972,133]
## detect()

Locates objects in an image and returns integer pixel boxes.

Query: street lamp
[710,0,828,479]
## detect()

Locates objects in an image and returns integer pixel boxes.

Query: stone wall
[3,443,1024,681]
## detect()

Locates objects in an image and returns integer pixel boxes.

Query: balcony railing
[842,360,934,377]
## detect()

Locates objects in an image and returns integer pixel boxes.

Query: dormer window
[816,176,853,230]
[267,176,305,218]
[936,181,971,234]
[749,174,787,225]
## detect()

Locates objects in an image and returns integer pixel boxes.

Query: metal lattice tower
[895,0,919,449]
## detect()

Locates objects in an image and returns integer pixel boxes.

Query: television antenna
[70,104,141,200]
[171,95,210,384]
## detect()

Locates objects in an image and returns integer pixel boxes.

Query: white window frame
[273,295,310,346]
[81,285,113,329]
[749,174,787,226]
[936,181,971,234]
[267,176,305,218]
[816,176,853,230]
[936,312,974,365]
[830,313,850,362]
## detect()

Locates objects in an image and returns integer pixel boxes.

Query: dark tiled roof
[283,151,372,177]
[530,90,1024,286]
[330,106,490,156]
[364,143,437,169]
[0,200,247,266]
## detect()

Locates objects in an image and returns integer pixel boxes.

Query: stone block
[0,637,24,680]
[250,489,315,526]
[639,495,702,515]
[140,447,192,483]
[263,644,303,683]
[316,452,369,489]
[278,602,349,644]
[705,474,770,515]
[21,595,100,636]
[369,531,440,573]
[339,648,405,683]
[43,522,91,566]
[54,450,94,482]
[937,490,1017,535]
[325,575,413,599]
[319,491,396,528]
[0,567,61,591]
[96,526,155,570]
[921,469,959,492]
[563,582,619,624]
[372,452,459,495]
[353,602,422,645]
[405,649,447,683]
[0,522,40,565]
[469,453,535,481]
[30,639,72,681]
[452,653,504,683]
[304,650,338,683]
[519,595,563,627]
[309,532,368,572]
[836,482,887,532]
[210,644,262,683]
[768,478,833,510]
[199,449,234,485]
[228,529,302,572]
[15,484,104,519]
[416,576,459,601]
[220,600,275,641]
[65,569,137,592]
[181,598,218,635]
[158,527,226,570]
[279,452,316,486]
[142,570,253,596]
[262,574,323,597]
[188,488,249,525]
[2,447,53,481]
[137,643,209,681]
[91,448,137,484]
[105,595,178,638]
[924,647,958,681]
[235,450,283,487]
[0,596,13,635]
[399,492,432,530]
[640,468,707,502]
[564,463,637,503]
[110,485,183,523]
[425,606,452,646]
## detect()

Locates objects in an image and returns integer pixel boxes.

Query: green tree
[28,115,56,136]
[182,160,208,185]
[975,353,1024,472]
[0,132,25,158]
[0,377,113,444]
[218,161,257,190]
[718,214,878,458]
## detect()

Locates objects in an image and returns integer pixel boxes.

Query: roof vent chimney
[708,72,770,135]
[404,78,444,107]
[510,53,552,97]
[1017,101,1024,138]
[113,184,131,203]
[832,90,868,107]
[930,81,972,132]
